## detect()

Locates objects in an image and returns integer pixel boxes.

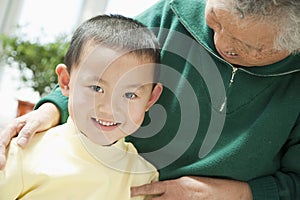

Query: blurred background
[0,0,159,129]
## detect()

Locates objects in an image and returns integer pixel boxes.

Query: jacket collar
[169,0,215,52]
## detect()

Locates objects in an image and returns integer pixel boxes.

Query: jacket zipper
[229,67,238,86]
[219,66,238,112]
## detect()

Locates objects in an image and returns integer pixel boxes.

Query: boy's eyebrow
[84,75,152,89]
[125,83,153,90]
[126,83,144,89]
[84,75,108,84]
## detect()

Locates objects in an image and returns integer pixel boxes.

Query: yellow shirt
[0,118,158,200]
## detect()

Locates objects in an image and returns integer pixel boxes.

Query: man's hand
[0,103,60,170]
[131,176,253,200]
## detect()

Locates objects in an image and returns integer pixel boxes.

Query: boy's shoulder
[10,123,71,158]
[117,140,159,186]
[123,140,158,174]
[27,123,69,146]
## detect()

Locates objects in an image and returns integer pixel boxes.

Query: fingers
[0,106,54,170]
[16,120,40,147]
[131,181,166,197]
[0,144,7,170]
[0,119,25,170]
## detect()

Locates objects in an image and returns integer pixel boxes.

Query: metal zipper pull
[229,67,238,86]
[220,67,238,112]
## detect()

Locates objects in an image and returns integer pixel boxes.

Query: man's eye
[91,85,103,93]
[124,92,137,99]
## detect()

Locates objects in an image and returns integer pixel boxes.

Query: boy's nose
[97,94,113,113]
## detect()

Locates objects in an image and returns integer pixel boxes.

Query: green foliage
[0,34,69,97]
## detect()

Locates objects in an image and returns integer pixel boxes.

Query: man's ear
[56,64,70,96]
[145,83,163,112]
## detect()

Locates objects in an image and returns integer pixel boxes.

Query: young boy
[0,14,163,199]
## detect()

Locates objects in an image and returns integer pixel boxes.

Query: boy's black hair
[64,14,161,81]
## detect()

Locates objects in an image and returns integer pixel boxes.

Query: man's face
[205,0,289,66]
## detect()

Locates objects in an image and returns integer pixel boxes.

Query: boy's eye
[124,92,137,99]
[91,85,103,93]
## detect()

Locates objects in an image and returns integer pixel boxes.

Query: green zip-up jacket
[36,0,300,199]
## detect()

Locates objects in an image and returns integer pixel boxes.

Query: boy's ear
[145,83,163,112]
[56,64,70,96]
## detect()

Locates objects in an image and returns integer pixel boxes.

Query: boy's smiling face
[57,46,162,146]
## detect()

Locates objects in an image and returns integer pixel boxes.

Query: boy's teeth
[96,119,117,126]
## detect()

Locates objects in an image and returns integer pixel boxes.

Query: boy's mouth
[95,118,119,126]
[92,118,121,131]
